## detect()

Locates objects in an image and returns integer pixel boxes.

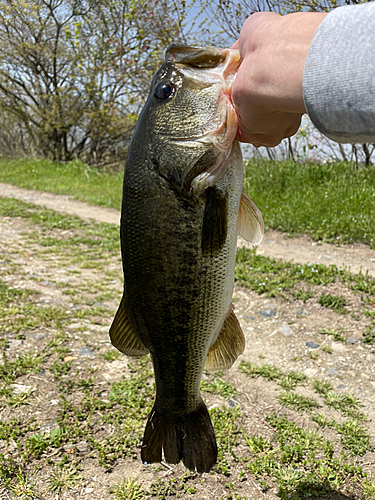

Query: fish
[109,43,264,474]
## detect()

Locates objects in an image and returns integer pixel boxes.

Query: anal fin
[237,190,264,245]
[205,304,245,373]
[109,293,149,357]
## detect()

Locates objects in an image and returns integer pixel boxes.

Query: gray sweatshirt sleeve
[303,2,375,144]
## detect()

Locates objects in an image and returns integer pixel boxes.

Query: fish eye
[154,81,174,100]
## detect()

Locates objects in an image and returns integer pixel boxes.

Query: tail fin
[141,400,217,473]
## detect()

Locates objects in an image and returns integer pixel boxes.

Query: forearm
[303,2,375,144]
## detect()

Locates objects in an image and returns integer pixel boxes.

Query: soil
[1,182,375,500]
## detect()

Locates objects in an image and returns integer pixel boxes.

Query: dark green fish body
[110,45,264,473]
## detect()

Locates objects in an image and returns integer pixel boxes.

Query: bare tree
[0,0,185,163]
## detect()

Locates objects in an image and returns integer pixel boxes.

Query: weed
[150,478,178,499]
[278,371,307,390]
[201,373,237,399]
[48,361,91,393]
[0,279,34,309]
[323,392,365,421]
[46,462,82,494]
[245,435,272,454]
[320,327,346,342]
[324,392,362,414]
[335,420,371,456]
[306,350,319,360]
[211,407,242,475]
[256,413,371,498]
[320,344,332,354]
[6,390,32,407]
[311,378,333,395]
[112,477,147,500]
[362,325,375,344]
[311,412,336,428]
[45,331,70,355]
[278,391,320,412]
[0,349,45,385]
[50,360,71,378]
[292,288,315,302]
[103,349,121,362]
[239,361,282,381]
[240,362,308,391]
[318,293,347,313]
[25,427,66,459]
[8,469,36,499]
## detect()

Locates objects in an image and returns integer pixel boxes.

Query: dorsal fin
[237,190,264,245]
[205,304,245,373]
[109,293,149,357]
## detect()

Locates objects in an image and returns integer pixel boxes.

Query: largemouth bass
[110,44,264,473]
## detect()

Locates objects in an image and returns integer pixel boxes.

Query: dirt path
[2,181,375,276]
[2,183,375,499]
[0,182,120,225]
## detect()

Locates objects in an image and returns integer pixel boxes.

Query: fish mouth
[175,49,241,196]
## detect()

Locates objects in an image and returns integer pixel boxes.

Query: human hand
[231,12,327,147]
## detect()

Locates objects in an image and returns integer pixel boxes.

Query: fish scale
[110,44,264,473]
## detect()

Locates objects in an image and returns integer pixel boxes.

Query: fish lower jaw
[221,48,241,82]
[209,95,238,152]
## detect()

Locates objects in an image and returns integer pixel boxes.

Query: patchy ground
[1,188,375,500]
[2,182,375,276]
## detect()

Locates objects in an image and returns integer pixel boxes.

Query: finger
[284,115,303,138]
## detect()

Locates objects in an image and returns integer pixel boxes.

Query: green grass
[8,470,36,500]
[46,462,82,495]
[318,293,347,313]
[211,406,242,475]
[240,360,372,460]
[0,197,120,253]
[112,478,147,500]
[3,157,375,246]
[235,246,375,332]
[235,247,339,298]
[201,373,238,399]
[2,174,375,497]
[247,413,373,499]
[244,159,375,246]
[320,328,347,342]
[0,157,123,209]
[239,362,307,391]
[278,391,320,412]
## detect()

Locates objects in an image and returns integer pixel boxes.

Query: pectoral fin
[205,305,245,373]
[201,186,228,256]
[109,293,149,357]
[237,190,264,245]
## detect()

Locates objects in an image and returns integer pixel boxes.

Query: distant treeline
[0,0,184,163]
[0,0,372,165]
